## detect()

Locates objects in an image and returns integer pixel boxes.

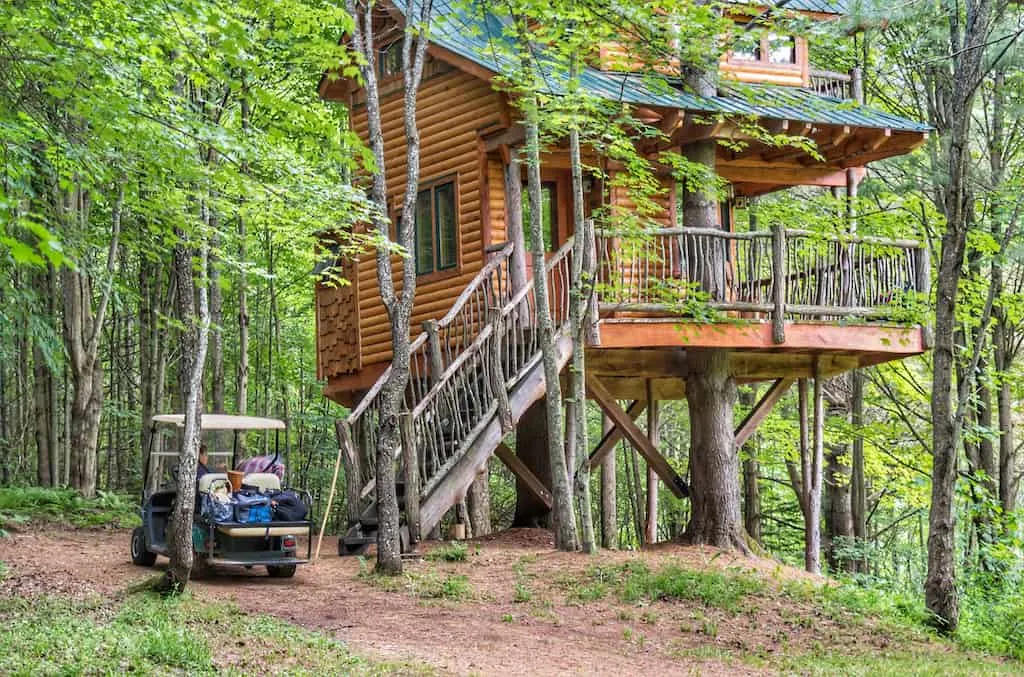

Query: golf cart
[131,414,312,578]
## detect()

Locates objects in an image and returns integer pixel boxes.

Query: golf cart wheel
[267,564,297,578]
[131,527,157,566]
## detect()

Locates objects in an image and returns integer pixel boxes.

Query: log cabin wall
[316,57,509,393]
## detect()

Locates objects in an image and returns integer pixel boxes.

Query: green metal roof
[417,0,928,133]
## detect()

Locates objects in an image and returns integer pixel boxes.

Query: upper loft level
[594,0,859,99]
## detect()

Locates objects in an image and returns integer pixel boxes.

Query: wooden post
[504,155,529,295]
[850,67,864,105]
[600,413,617,549]
[424,319,444,386]
[399,413,421,545]
[771,223,786,344]
[645,379,659,545]
[489,310,513,433]
[915,245,931,300]
[338,420,362,526]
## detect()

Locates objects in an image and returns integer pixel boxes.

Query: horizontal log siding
[488,157,507,246]
[351,69,506,367]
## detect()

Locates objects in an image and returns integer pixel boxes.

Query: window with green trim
[414,179,458,275]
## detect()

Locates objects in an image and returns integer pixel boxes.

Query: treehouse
[315,0,932,551]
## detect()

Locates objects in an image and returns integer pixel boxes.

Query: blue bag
[233,492,271,523]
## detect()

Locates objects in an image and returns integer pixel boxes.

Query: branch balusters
[594,227,927,323]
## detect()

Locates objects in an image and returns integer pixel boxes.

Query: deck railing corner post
[398,411,421,545]
[771,223,787,344]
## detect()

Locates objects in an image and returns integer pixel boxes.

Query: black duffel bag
[270,490,308,522]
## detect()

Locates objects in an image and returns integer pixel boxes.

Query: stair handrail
[408,238,575,498]
[344,241,515,425]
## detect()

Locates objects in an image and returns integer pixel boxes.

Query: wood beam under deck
[589,400,648,467]
[495,443,553,510]
[586,375,690,499]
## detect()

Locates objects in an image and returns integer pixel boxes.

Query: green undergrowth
[0,591,429,675]
[0,487,139,534]
[424,541,469,563]
[564,560,765,612]
[357,558,473,601]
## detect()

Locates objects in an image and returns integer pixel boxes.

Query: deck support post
[645,379,659,545]
[600,413,617,549]
[771,223,787,344]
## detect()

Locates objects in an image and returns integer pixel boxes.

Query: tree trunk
[513,397,553,527]
[524,112,577,552]
[209,223,225,414]
[926,0,996,633]
[739,387,762,546]
[600,414,618,549]
[683,349,745,551]
[851,370,867,564]
[824,379,854,573]
[645,394,659,545]
[164,227,211,591]
[466,468,492,537]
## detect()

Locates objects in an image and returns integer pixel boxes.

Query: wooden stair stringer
[418,333,574,535]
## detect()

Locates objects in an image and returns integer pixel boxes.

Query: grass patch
[586,561,764,613]
[0,592,428,675]
[357,561,472,601]
[0,487,139,533]
[424,541,468,563]
[757,648,1017,675]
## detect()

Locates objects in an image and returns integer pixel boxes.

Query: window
[522,181,558,253]
[767,34,796,65]
[413,179,458,275]
[729,30,798,67]
[378,41,403,80]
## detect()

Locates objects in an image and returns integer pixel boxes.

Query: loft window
[767,34,796,65]
[378,41,403,80]
[730,29,797,67]
[522,181,558,253]
[413,179,458,275]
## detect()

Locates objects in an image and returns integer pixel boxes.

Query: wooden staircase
[337,240,576,555]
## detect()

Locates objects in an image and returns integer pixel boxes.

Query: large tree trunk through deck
[824,377,854,572]
[683,349,745,551]
[513,397,553,527]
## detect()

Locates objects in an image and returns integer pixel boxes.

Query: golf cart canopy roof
[151,414,286,430]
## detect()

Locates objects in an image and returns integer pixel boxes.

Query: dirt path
[0,527,889,676]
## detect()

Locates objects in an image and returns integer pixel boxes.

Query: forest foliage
[2,0,1024,659]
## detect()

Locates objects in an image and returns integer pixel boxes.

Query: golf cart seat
[198,473,229,494]
[243,473,281,493]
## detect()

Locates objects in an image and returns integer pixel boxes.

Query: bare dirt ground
[0,526,947,676]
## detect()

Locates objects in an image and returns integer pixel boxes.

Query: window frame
[407,174,461,281]
[726,28,802,71]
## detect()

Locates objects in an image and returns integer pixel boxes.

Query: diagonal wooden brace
[495,443,553,509]
[734,378,795,448]
[586,374,688,499]
[588,399,647,467]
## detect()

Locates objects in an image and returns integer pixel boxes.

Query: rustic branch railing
[808,68,853,100]
[595,227,929,343]
[408,239,575,500]
[339,242,515,497]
